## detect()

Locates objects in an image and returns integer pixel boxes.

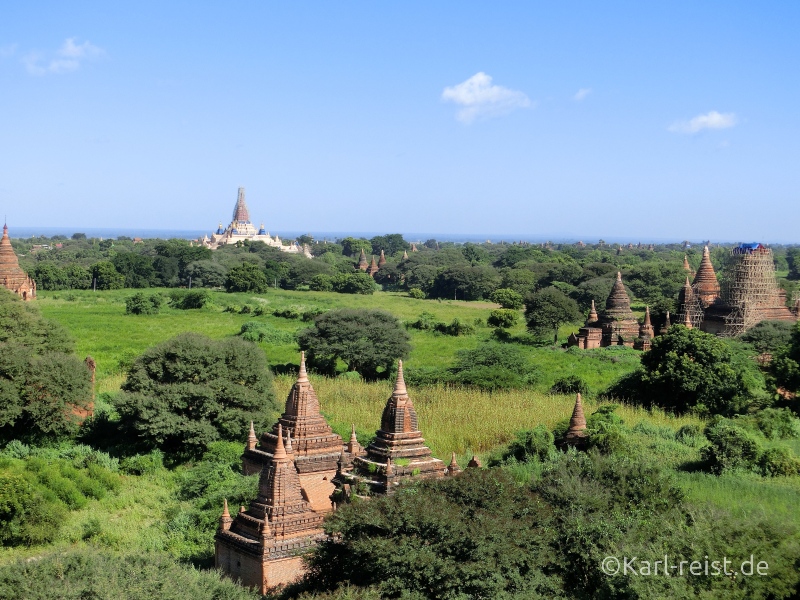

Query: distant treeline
[16,234,800,316]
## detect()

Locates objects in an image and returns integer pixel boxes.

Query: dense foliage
[606,326,766,415]
[114,333,277,458]
[298,309,411,379]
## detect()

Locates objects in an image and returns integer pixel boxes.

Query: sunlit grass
[273,375,703,460]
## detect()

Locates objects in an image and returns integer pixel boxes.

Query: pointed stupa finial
[683,255,691,271]
[348,423,359,452]
[643,306,651,326]
[467,456,482,468]
[247,421,257,450]
[285,427,293,453]
[683,310,693,329]
[385,456,394,476]
[273,423,287,461]
[297,351,309,383]
[587,299,599,324]
[393,360,407,397]
[239,505,245,514]
[403,249,409,260]
[567,393,587,433]
[447,452,461,476]
[260,519,271,547]
[616,271,622,281]
[219,498,233,531]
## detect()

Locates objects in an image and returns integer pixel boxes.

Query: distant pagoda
[0,224,36,301]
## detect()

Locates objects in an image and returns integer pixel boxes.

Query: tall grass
[273,375,703,459]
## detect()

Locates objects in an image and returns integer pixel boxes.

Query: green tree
[224,262,269,293]
[429,265,500,300]
[369,233,408,256]
[0,290,73,354]
[487,308,518,328]
[114,333,276,458]
[490,287,524,309]
[607,326,763,415]
[298,309,411,380]
[524,286,582,343]
[91,261,124,290]
[786,247,800,280]
[112,253,156,288]
[0,345,92,442]
[339,237,372,257]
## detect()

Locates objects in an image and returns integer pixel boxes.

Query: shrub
[758,447,800,476]
[435,318,474,336]
[170,290,212,309]
[273,307,301,320]
[239,322,297,345]
[309,274,334,292]
[125,293,162,315]
[407,288,425,299]
[487,309,518,329]
[302,308,326,322]
[490,288,524,309]
[675,424,704,446]
[120,450,165,475]
[501,425,555,463]
[406,312,442,331]
[701,422,761,474]
[550,375,589,396]
[754,408,800,440]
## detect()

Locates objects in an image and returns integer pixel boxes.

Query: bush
[273,307,301,319]
[501,425,555,463]
[407,288,425,299]
[125,293,162,315]
[701,422,761,474]
[550,375,589,396]
[675,424,704,446]
[490,288,524,309]
[302,308,326,322]
[406,312,442,331]
[758,447,800,476]
[309,274,334,292]
[487,309,518,329]
[170,290,211,310]
[239,322,296,344]
[120,450,165,475]
[754,408,800,440]
[435,318,475,336]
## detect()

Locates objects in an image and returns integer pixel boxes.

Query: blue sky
[1,2,798,241]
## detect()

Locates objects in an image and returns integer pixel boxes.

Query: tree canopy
[524,286,582,343]
[114,333,276,458]
[298,309,411,380]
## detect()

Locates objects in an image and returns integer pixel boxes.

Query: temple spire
[298,351,309,383]
[393,360,407,398]
[683,255,691,272]
[587,299,599,324]
[247,421,257,450]
[566,394,587,436]
[378,249,386,267]
[447,452,462,476]
[219,499,233,531]
[285,427,293,454]
[348,423,360,454]
[273,423,288,462]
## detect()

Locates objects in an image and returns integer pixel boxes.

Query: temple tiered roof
[366,256,379,277]
[357,249,368,271]
[639,306,654,338]
[378,249,386,268]
[351,361,445,493]
[603,272,634,319]
[0,225,36,301]
[692,246,721,306]
[562,394,588,448]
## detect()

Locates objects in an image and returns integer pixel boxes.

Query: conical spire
[393,360,407,397]
[379,360,419,434]
[285,427,293,454]
[587,299,599,324]
[692,245,720,306]
[358,248,368,270]
[367,255,379,276]
[402,249,409,260]
[297,351,309,384]
[348,423,360,454]
[683,255,691,272]
[273,423,288,462]
[378,249,386,267]
[384,456,394,476]
[232,187,250,223]
[566,394,587,435]
[467,456,482,468]
[247,421,258,450]
[639,306,654,338]
[604,272,633,315]
[219,499,233,531]
[682,310,693,329]
[447,452,462,476]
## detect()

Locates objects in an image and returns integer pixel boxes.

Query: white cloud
[668,110,737,134]
[23,38,104,75]
[441,72,531,123]
[573,88,591,101]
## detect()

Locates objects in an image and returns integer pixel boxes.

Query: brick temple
[0,224,36,301]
